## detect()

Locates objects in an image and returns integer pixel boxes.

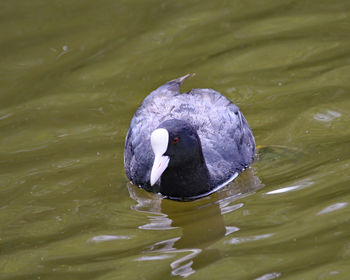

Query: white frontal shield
[150,128,170,186]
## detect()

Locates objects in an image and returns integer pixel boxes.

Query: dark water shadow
[128,168,264,277]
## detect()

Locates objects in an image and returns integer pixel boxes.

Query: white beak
[150,155,170,186]
[150,128,170,186]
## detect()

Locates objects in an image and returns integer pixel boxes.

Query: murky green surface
[1,1,350,279]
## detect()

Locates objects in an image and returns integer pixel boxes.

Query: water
[1,0,350,279]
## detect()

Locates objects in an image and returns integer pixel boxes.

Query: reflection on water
[128,168,263,277]
[265,178,313,194]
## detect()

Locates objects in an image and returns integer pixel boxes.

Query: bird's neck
[160,158,211,199]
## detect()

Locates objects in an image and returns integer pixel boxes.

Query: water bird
[124,74,255,200]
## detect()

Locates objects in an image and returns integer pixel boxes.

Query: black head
[158,119,203,167]
[149,119,207,187]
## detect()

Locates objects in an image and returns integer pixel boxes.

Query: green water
[1,0,350,279]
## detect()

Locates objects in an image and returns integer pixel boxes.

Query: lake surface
[1,1,350,279]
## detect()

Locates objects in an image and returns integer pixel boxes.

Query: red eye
[172,137,179,144]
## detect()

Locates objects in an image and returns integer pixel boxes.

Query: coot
[124,74,255,200]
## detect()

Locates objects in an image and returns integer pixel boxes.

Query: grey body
[124,76,255,194]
